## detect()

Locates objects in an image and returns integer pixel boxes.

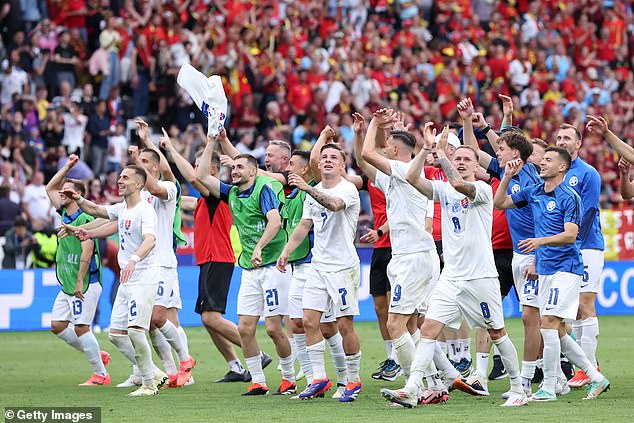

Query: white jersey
[106,200,158,275]
[374,160,436,255]
[302,178,360,272]
[140,181,178,268]
[432,180,497,280]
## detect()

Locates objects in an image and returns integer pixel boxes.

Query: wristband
[76,196,84,205]
[377,229,384,237]
[482,125,491,134]
[130,255,141,263]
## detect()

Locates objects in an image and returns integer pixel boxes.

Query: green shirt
[56,208,102,295]
[282,179,315,263]
[227,176,287,269]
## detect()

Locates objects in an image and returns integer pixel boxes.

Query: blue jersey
[488,158,542,254]
[563,158,604,250]
[511,182,584,276]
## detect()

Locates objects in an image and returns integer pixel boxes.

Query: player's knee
[74,324,89,337]
[201,312,220,330]
[336,317,354,337]
[488,328,505,340]
[522,308,539,327]
[302,316,319,333]
[386,319,402,339]
[237,321,256,338]
[50,321,68,334]
[320,322,338,339]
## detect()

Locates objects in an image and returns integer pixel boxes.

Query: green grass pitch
[1,316,633,422]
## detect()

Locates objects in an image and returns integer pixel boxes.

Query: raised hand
[66,154,79,169]
[352,113,366,134]
[618,157,631,175]
[456,97,474,120]
[436,125,450,153]
[372,108,396,129]
[219,154,234,167]
[586,115,609,137]
[472,112,488,129]
[136,118,149,141]
[128,145,140,163]
[59,188,81,201]
[499,94,513,116]
[392,111,412,131]
[421,121,437,150]
[159,127,174,152]
[288,173,310,191]
[320,125,336,141]
[504,159,523,177]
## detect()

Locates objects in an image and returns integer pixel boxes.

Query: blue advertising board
[1,251,633,331]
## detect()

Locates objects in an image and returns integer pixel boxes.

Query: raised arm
[587,115,634,164]
[180,195,198,211]
[160,131,210,196]
[46,154,79,209]
[288,173,346,212]
[405,122,434,198]
[276,218,313,272]
[195,136,221,198]
[618,158,634,200]
[216,128,240,159]
[436,126,478,200]
[59,189,109,219]
[361,109,393,177]
[499,94,513,129]
[137,119,176,183]
[457,98,493,168]
[351,112,378,182]
[310,126,336,183]
[494,160,523,209]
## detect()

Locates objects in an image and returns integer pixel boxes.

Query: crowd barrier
[1,248,633,331]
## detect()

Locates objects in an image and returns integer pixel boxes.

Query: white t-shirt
[107,134,127,164]
[106,200,157,274]
[62,113,88,152]
[0,68,28,106]
[22,184,52,221]
[140,181,178,268]
[432,180,498,280]
[302,178,360,272]
[374,160,436,255]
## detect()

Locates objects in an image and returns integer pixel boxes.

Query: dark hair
[545,146,572,172]
[291,150,311,162]
[389,130,417,149]
[497,130,533,163]
[234,154,259,168]
[126,165,147,185]
[211,153,220,168]
[532,138,548,149]
[0,186,9,198]
[65,178,86,196]
[14,217,28,227]
[320,143,346,160]
[141,148,161,164]
[558,123,582,141]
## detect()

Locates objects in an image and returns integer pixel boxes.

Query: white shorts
[387,250,440,315]
[110,266,159,330]
[237,265,290,317]
[303,264,360,319]
[51,283,102,326]
[288,263,335,322]
[154,267,182,309]
[580,249,604,293]
[538,272,581,322]
[426,277,505,330]
[512,252,540,308]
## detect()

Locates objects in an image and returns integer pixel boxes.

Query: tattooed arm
[436,125,478,200]
[288,174,346,211]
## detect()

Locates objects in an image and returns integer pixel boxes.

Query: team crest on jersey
[124,219,132,231]
[147,197,153,203]
[461,197,469,209]
[511,184,520,194]
[546,200,556,211]
[569,176,578,187]
[451,202,461,213]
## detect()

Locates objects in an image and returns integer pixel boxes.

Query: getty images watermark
[4,408,100,423]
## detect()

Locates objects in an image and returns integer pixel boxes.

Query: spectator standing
[98,16,120,100]
[86,100,110,176]
[22,170,52,224]
[2,217,32,269]
[61,101,88,156]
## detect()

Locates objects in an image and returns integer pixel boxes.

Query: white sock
[345,351,362,383]
[279,353,296,383]
[128,328,154,387]
[411,328,421,347]
[560,334,602,382]
[158,321,189,362]
[132,365,141,376]
[448,340,460,362]
[245,355,266,386]
[540,328,560,394]
[176,325,191,358]
[78,332,107,376]
[56,327,83,352]
[438,341,447,356]
[150,329,178,375]
[294,334,313,382]
[228,359,245,374]
[384,340,394,359]
[307,340,327,381]
[109,333,138,366]
[572,320,583,347]
[405,338,436,394]
[393,332,415,380]
[434,342,460,379]
[325,333,347,385]
[476,352,490,377]
[493,335,522,392]
[520,360,537,382]
[580,317,599,367]
[460,338,471,360]
[493,344,501,356]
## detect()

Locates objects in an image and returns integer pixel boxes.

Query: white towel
[177,63,227,137]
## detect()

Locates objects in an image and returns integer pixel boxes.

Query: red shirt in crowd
[363,177,391,249]
[194,195,235,265]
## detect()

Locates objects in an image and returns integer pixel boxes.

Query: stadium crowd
[0,0,633,268]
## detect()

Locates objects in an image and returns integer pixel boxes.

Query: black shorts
[195,261,235,315]
[435,240,444,270]
[369,247,392,296]
[494,249,517,300]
